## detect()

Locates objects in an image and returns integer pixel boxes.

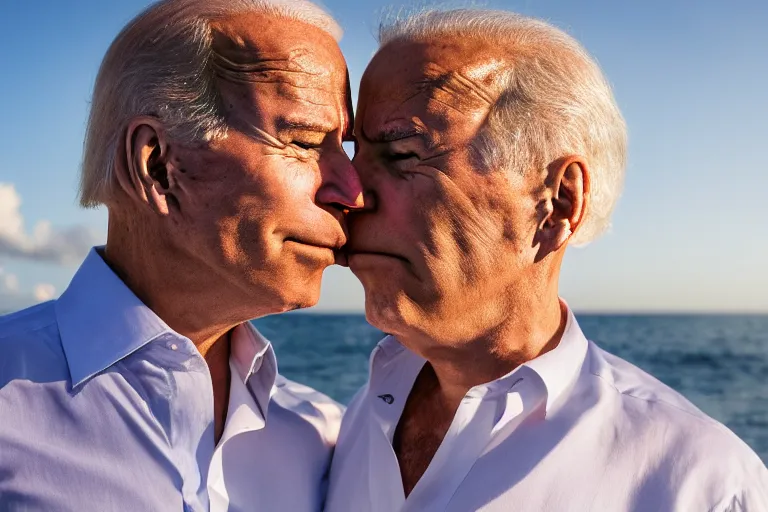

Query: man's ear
[115,117,177,216]
[536,156,590,256]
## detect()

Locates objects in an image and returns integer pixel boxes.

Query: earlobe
[556,221,573,247]
[535,157,588,257]
[553,159,588,243]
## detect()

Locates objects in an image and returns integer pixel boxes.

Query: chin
[243,269,322,315]
[363,287,417,338]
[276,284,321,313]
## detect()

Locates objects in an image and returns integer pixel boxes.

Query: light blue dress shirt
[326,307,768,512]
[0,247,341,511]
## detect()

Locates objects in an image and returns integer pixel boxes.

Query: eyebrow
[361,125,434,147]
[276,118,335,133]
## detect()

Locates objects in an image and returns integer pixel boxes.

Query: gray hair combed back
[380,9,627,245]
[80,0,341,208]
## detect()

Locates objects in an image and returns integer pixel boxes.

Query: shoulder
[583,341,766,492]
[0,301,67,386]
[0,300,58,339]
[587,340,708,418]
[272,374,344,446]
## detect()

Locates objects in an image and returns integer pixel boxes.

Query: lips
[344,248,409,264]
[285,237,345,251]
[284,237,346,267]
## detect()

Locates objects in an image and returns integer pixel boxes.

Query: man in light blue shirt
[326,8,767,512]
[0,0,361,510]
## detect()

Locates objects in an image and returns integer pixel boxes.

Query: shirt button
[170,343,178,351]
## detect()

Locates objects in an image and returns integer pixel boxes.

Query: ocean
[254,313,768,463]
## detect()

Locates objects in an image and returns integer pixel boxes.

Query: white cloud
[0,183,101,265]
[0,266,19,292]
[33,283,56,302]
[4,274,19,292]
[0,268,59,311]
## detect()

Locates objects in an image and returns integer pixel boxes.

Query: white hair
[80,0,341,208]
[379,9,627,245]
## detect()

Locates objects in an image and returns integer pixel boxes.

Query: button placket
[404,396,496,512]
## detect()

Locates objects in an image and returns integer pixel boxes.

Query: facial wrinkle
[364,90,425,142]
[410,155,500,280]
[386,88,424,107]
[214,51,326,87]
[230,120,316,163]
[420,148,453,163]
[214,53,311,77]
[423,95,468,116]
[437,71,496,105]
[417,63,496,115]
[292,95,336,108]
[211,24,328,76]
[214,61,344,122]
[211,37,341,97]
[441,182,500,284]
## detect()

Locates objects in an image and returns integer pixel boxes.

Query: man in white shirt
[0,1,360,510]
[327,8,768,511]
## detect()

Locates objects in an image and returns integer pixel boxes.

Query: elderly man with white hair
[326,9,768,512]
[0,0,362,511]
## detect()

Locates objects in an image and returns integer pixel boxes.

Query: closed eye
[386,151,419,161]
[293,141,321,151]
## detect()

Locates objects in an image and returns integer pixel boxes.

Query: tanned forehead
[210,12,345,85]
[365,39,508,108]
[389,39,505,79]
[359,38,508,141]
[211,12,352,140]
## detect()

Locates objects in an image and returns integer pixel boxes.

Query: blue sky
[0,0,766,312]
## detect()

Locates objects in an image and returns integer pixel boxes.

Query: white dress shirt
[209,323,343,512]
[0,248,341,512]
[326,307,768,512]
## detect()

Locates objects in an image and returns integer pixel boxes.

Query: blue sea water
[254,313,768,463]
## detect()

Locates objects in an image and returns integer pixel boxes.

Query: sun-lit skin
[104,13,362,442]
[349,38,586,360]
[347,37,589,494]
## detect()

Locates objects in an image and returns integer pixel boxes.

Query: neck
[411,278,566,409]
[103,211,248,355]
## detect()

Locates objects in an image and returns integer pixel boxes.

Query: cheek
[421,175,505,270]
[177,150,320,257]
[206,156,318,220]
[249,158,318,210]
[460,169,540,251]
[417,170,544,299]
[228,160,320,251]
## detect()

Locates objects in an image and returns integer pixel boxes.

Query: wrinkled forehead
[211,12,351,127]
[358,39,508,134]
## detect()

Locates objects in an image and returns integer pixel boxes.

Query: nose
[350,152,377,214]
[316,151,364,212]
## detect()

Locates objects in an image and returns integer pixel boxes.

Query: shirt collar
[220,357,267,444]
[367,301,589,418]
[230,322,278,423]
[55,248,279,415]
[521,304,589,415]
[366,336,426,440]
[55,247,179,388]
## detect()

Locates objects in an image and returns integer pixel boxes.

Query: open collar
[55,248,280,424]
[521,304,589,415]
[55,247,180,388]
[366,301,589,418]
[230,322,278,423]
